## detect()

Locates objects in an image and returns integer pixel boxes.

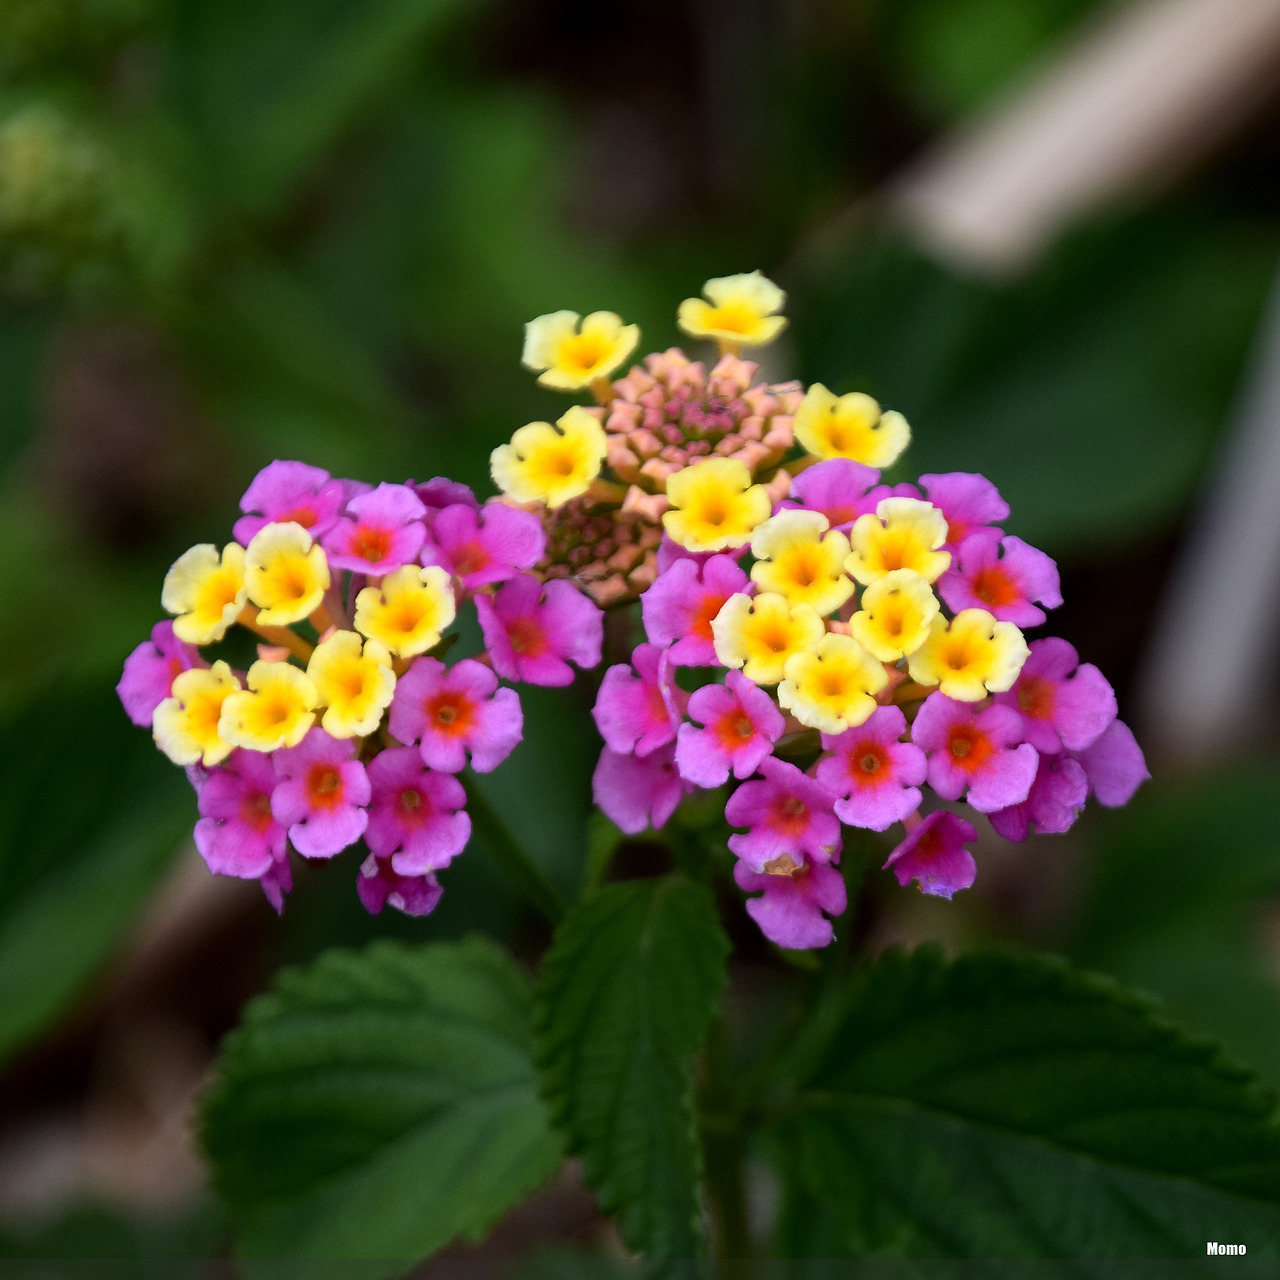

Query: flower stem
[462,774,566,925]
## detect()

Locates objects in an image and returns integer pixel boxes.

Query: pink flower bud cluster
[591,460,1148,951]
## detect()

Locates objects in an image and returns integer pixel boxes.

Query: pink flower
[193,749,286,881]
[675,670,784,787]
[592,643,687,758]
[233,460,346,545]
[937,531,1062,627]
[422,500,545,590]
[323,483,427,574]
[365,747,471,875]
[389,657,522,774]
[414,476,478,511]
[733,858,847,950]
[477,573,603,686]
[995,637,1117,754]
[852,481,922,518]
[356,852,444,917]
[815,705,926,832]
[787,458,880,530]
[116,621,206,727]
[1072,719,1149,807]
[656,533,746,574]
[641,555,750,666]
[988,752,1088,842]
[919,472,1010,547]
[258,852,293,915]
[270,728,370,858]
[726,757,841,870]
[593,743,689,834]
[884,810,978,898]
[911,694,1038,813]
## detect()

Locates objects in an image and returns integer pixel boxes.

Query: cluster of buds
[117,463,603,916]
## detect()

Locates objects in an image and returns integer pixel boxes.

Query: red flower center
[306,764,345,810]
[241,791,275,833]
[507,615,548,657]
[1017,676,1054,720]
[280,505,318,529]
[452,541,490,578]
[427,692,475,738]
[769,794,810,837]
[713,710,755,750]
[947,725,994,773]
[971,565,1018,608]
[692,592,729,641]
[851,742,890,786]
[351,524,393,565]
[398,786,431,825]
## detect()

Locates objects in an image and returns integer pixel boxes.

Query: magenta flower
[733,859,847,950]
[787,458,880,530]
[476,573,603,686]
[641,554,750,666]
[655,533,746,574]
[414,476,478,511]
[593,743,689,834]
[365,747,471,875]
[988,752,1088,842]
[389,656,523,773]
[323,483,427,574]
[259,852,293,915]
[995,637,1117,754]
[117,621,206,727]
[593,643,687,758]
[193,749,287,881]
[853,480,922,518]
[937,531,1062,627]
[675,670,784,787]
[919,472,1010,547]
[815,705,927,832]
[422,500,545,590]
[233,460,346,545]
[270,728,370,858]
[726,757,841,871]
[912,693,1038,813]
[1072,719,1149,807]
[356,852,444,918]
[884,810,979,899]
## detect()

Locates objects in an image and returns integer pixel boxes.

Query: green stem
[462,774,566,925]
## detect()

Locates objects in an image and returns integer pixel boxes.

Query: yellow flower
[219,661,318,752]
[522,310,640,390]
[152,662,240,766]
[244,522,330,627]
[845,498,951,586]
[749,510,854,616]
[663,457,772,552]
[793,384,910,468]
[677,271,787,348]
[307,630,396,738]
[907,608,1029,702]
[712,591,825,686]
[490,405,606,509]
[849,569,939,662]
[354,565,456,658]
[161,543,247,645]
[778,633,888,734]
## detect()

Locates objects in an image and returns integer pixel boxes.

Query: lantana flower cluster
[118,462,603,916]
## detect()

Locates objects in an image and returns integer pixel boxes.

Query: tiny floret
[677,271,787,348]
[750,510,854,616]
[845,497,951,585]
[152,662,240,767]
[490,405,607,509]
[354,564,456,658]
[908,608,1029,701]
[663,457,771,553]
[712,591,825,686]
[793,384,910,468]
[778,632,888,733]
[218,660,318,752]
[161,543,247,645]
[522,310,640,390]
[244,522,330,626]
[849,568,939,661]
[307,630,396,738]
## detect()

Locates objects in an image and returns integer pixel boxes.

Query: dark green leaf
[201,937,562,1271]
[772,946,1280,1257]
[535,875,730,1258]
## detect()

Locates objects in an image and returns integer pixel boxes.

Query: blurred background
[3,0,1280,1264]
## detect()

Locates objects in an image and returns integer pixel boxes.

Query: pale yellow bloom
[778,633,887,734]
[307,630,396,738]
[490,405,607,509]
[522,310,640,390]
[663,457,771,552]
[711,591,825,686]
[677,271,787,348]
[749,510,853,616]
[244,522,330,627]
[793,384,910,468]
[161,543,247,645]
[907,608,1029,702]
[845,498,951,586]
[152,662,240,766]
[354,565,456,658]
[219,661,318,752]
[849,569,939,662]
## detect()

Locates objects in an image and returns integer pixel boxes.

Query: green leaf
[535,875,730,1258]
[0,686,190,1065]
[772,946,1280,1258]
[201,937,563,1271]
